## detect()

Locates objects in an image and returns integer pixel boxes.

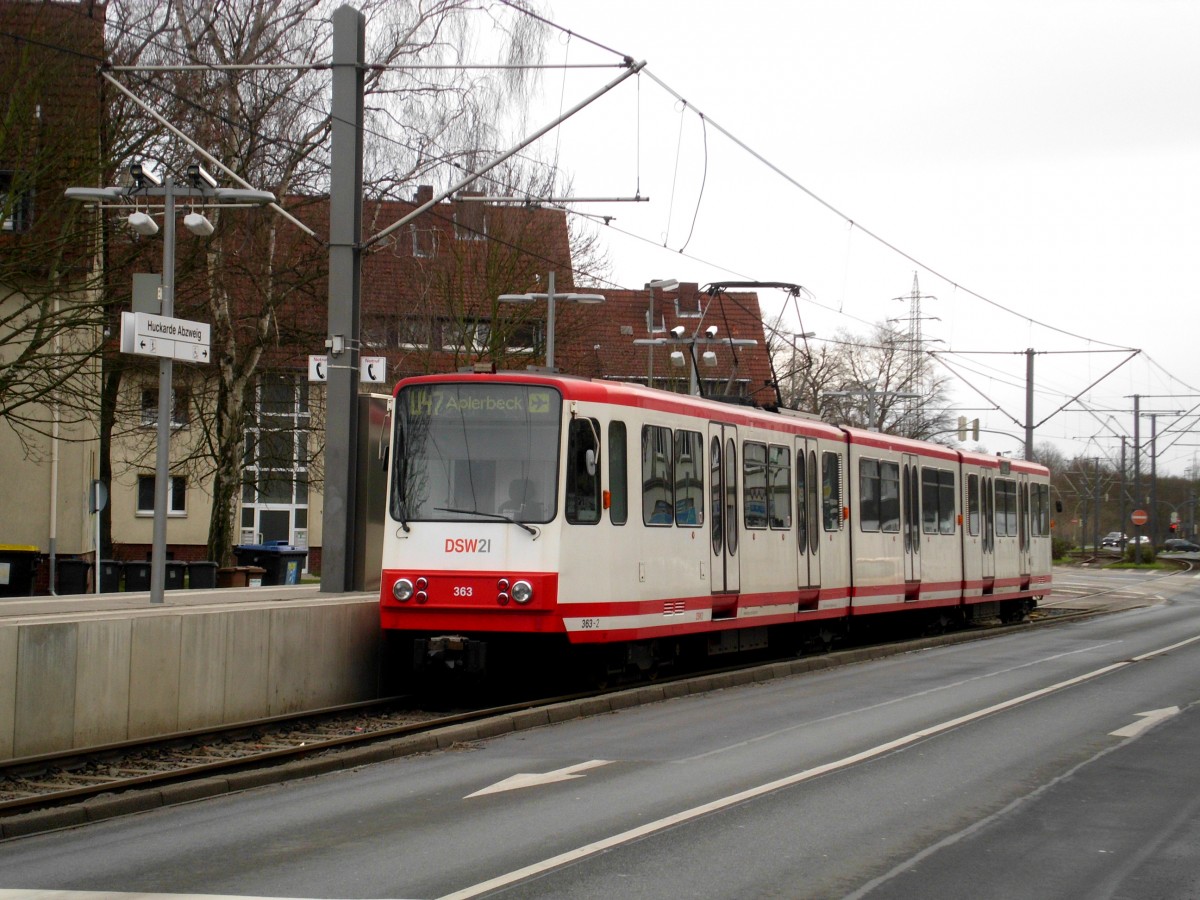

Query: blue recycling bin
[233,543,307,586]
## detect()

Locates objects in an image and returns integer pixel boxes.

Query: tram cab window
[566,418,601,524]
[674,430,704,526]
[642,425,674,525]
[822,451,842,531]
[608,421,628,525]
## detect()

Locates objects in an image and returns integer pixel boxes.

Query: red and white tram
[379,373,1053,677]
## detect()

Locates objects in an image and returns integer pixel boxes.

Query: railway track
[0,572,1180,838]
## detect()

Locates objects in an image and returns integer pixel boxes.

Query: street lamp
[635,325,758,396]
[498,271,604,372]
[67,162,275,603]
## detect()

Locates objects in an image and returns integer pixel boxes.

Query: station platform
[0,584,382,763]
[0,583,373,621]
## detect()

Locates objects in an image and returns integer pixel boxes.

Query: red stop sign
[1131,509,1148,525]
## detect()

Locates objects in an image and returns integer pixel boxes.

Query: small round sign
[1131,509,1148,525]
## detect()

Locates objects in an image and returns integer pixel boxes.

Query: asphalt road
[2,568,1199,899]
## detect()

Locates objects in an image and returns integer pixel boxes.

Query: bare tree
[98,0,550,564]
[771,320,953,438]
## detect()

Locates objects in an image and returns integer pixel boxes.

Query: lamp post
[68,164,275,603]
[498,271,604,372]
[634,325,759,396]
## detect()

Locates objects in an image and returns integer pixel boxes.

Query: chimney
[414,185,433,205]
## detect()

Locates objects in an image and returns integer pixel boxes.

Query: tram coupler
[414,635,487,674]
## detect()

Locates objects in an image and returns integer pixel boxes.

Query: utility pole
[322,5,365,593]
[894,273,937,437]
[1025,348,1035,461]
[1133,394,1142,562]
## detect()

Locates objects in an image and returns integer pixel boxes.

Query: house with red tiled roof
[0,0,776,589]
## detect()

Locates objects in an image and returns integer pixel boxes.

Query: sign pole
[149,178,176,604]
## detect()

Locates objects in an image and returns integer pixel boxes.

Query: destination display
[402,384,559,420]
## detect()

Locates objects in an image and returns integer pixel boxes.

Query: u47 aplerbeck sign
[121,311,211,364]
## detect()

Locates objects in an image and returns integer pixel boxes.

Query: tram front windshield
[392,383,562,524]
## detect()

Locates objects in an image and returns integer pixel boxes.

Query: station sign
[121,312,210,364]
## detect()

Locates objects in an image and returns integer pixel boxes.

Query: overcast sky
[515,0,1200,475]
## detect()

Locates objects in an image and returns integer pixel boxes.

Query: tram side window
[768,445,791,529]
[938,470,956,534]
[566,418,601,524]
[921,467,957,534]
[880,461,900,532]
[1034,483,1050,536]
[642,425,674,525]
[743,442,768,529]
[609,421,628,525]
[996,478,1018,536]
[859,458,901,533]
[674,430,704,526]
[859,459,881,532]
[822,451,842,531]
[967,474,981,536]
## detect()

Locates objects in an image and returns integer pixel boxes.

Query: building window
[242,375,310,509]
[1,171,32,233]
[137,474,186,515]
[410,225,437,258]
[141,387,190,428]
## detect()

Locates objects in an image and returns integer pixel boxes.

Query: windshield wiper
[435,507,538,537]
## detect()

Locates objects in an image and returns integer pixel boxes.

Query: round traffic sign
[1131,509,1148,525]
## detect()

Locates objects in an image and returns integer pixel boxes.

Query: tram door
[795,438,821,590]
[708,423,740,602]
[902,453,922,583]
[1018,475,1032,577]
[981,475,996,581]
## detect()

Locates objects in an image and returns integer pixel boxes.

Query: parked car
[1163,538,1200,553]
[1100,532,1126,549]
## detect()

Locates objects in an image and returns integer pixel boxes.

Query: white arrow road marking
[466,760,611,798]
[1109,706,1181,738]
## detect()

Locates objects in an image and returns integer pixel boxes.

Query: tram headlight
[511,580,534,604]
[392,578,414,602]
